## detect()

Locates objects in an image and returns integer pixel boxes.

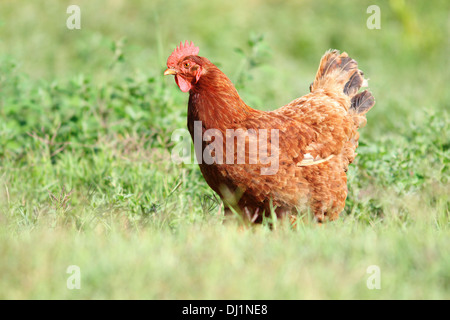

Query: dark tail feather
[344,70,364,96]
[350,90,375,114]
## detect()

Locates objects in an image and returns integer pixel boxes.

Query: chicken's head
[164,41,204,92]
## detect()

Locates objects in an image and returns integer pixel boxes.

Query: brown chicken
[164,41,375,222]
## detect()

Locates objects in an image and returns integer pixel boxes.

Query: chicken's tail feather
[310,49,368,100]
[350,90,375,115]
[349,89,375,128]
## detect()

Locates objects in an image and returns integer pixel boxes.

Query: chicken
[164,41,375,222]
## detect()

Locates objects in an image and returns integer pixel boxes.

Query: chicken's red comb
[167,41,199,67]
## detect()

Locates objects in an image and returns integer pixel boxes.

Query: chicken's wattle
[175,74,191,92]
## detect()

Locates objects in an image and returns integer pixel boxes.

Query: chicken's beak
[164,68,177,76]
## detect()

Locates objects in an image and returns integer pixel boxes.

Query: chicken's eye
[183,62,190,69]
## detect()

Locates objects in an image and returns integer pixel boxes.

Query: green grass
[0,0,449,299]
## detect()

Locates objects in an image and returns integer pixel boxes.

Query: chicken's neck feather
[187,65,256,132]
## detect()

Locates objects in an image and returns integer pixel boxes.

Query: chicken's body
[165,42,375,222]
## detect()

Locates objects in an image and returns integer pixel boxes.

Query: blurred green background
[0,0,448,299]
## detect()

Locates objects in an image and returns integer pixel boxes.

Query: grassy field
[0,0,449,299]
